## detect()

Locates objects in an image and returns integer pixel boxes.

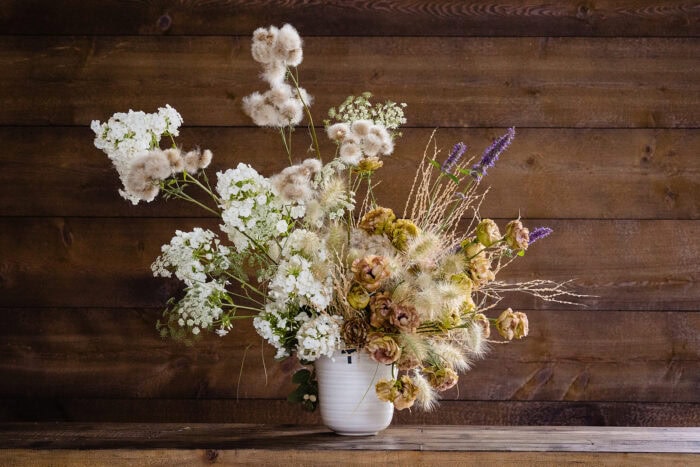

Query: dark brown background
[0,1,698,426]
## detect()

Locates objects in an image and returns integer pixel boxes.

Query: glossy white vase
[315,350,395,436]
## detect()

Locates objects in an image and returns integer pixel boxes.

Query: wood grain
[3,399,699,427]
[1,424,699,451]
[4,127,699,220]
[1,1,698,36]
[4,449,698,467]
[2,36,698,127]
[1,218,697,309]
[0,308,697,401]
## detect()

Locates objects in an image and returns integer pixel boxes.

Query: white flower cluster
[90,105,183,204]
[151,228,230,286]
[268,229,332,311]
[295,314,343,362]
[326,120,394,165]
[216,163,300,252]
[242,24,312,127]
[173,280,228,336]
[253,305,311,359]
[329,93,407,130]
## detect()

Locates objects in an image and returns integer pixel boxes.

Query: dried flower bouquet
[91,24,577,411]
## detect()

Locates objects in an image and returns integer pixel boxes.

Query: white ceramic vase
[314,350,395,436]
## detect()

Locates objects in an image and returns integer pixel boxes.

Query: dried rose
[390,303,421,333]
[351,255,392,292]
[467,256,495,287]
[397,350,422,371]
[375,378,397,403]
[394,375,420,410]
[369,291,393,328]
[505,219,530,251]
[341,316,370,349]
[358,207,396,236]
[424,366,459,392]
[476,218,501,247]
[390,219,421,251]
[347,283,370,310]
[495,308,529,340]
[366,333,402,364]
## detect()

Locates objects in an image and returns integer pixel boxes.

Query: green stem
[286,67,322,160]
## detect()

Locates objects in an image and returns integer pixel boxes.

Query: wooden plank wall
[0,1,698,426]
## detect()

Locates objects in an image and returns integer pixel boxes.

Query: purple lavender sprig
[529,226,553,244]
[471,127,516,180]
[441,142,467,174]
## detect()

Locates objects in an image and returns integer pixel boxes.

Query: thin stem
[286,66,322,160]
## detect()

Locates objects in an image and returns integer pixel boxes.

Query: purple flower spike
[471,127,516,180]
[441,142,467,174]
[529,226,553,244]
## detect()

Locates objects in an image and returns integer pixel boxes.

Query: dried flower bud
[397,350,422,371]
[341,316,370,349]
[351,255,391,292]
[354,156,384,175]
[495,308,529,340]
[473,313,491,339]
[366,333,402,364]
[505,220,529,251]
[391,219,421,251]
[359,207,396,236]
[424,366,459,392]
[476,218,501,247]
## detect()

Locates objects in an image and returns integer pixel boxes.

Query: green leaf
[292,369,311,384]
[517,249,525,257]
[287,386,306,403]
[446,173,459,184]
[428,159,441,169]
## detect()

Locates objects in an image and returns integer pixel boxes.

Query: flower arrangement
[91,24,577,412]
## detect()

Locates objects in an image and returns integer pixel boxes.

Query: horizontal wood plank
[3,449,697,467]
[3,399,699,427]
[1,424,699,453]
[2,37,698,127]
[0,308,697,401]
[1,218,697,310]
[4,127,699,220]
[1,1,698,37]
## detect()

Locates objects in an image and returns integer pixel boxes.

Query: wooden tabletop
[1,423,699,466]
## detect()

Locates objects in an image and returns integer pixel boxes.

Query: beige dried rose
[390,303,421,333]
[495,308,529,340]
[369,291,393,328]
[467,256,495,287]
[358,207,396,236]
[351,255,392,292]
[390,219,421,251]
[366,333,402,364]
[476,218,501,247]
[424,366,459,392]
[393,375,420,410]
[505,219,530,251]
[375,378,397,403]
[397,350,422,371]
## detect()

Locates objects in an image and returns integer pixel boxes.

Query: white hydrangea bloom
[253,304,311,359]
[216,163,289,252]
[151,228,230,286]
[295,314,343,362]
